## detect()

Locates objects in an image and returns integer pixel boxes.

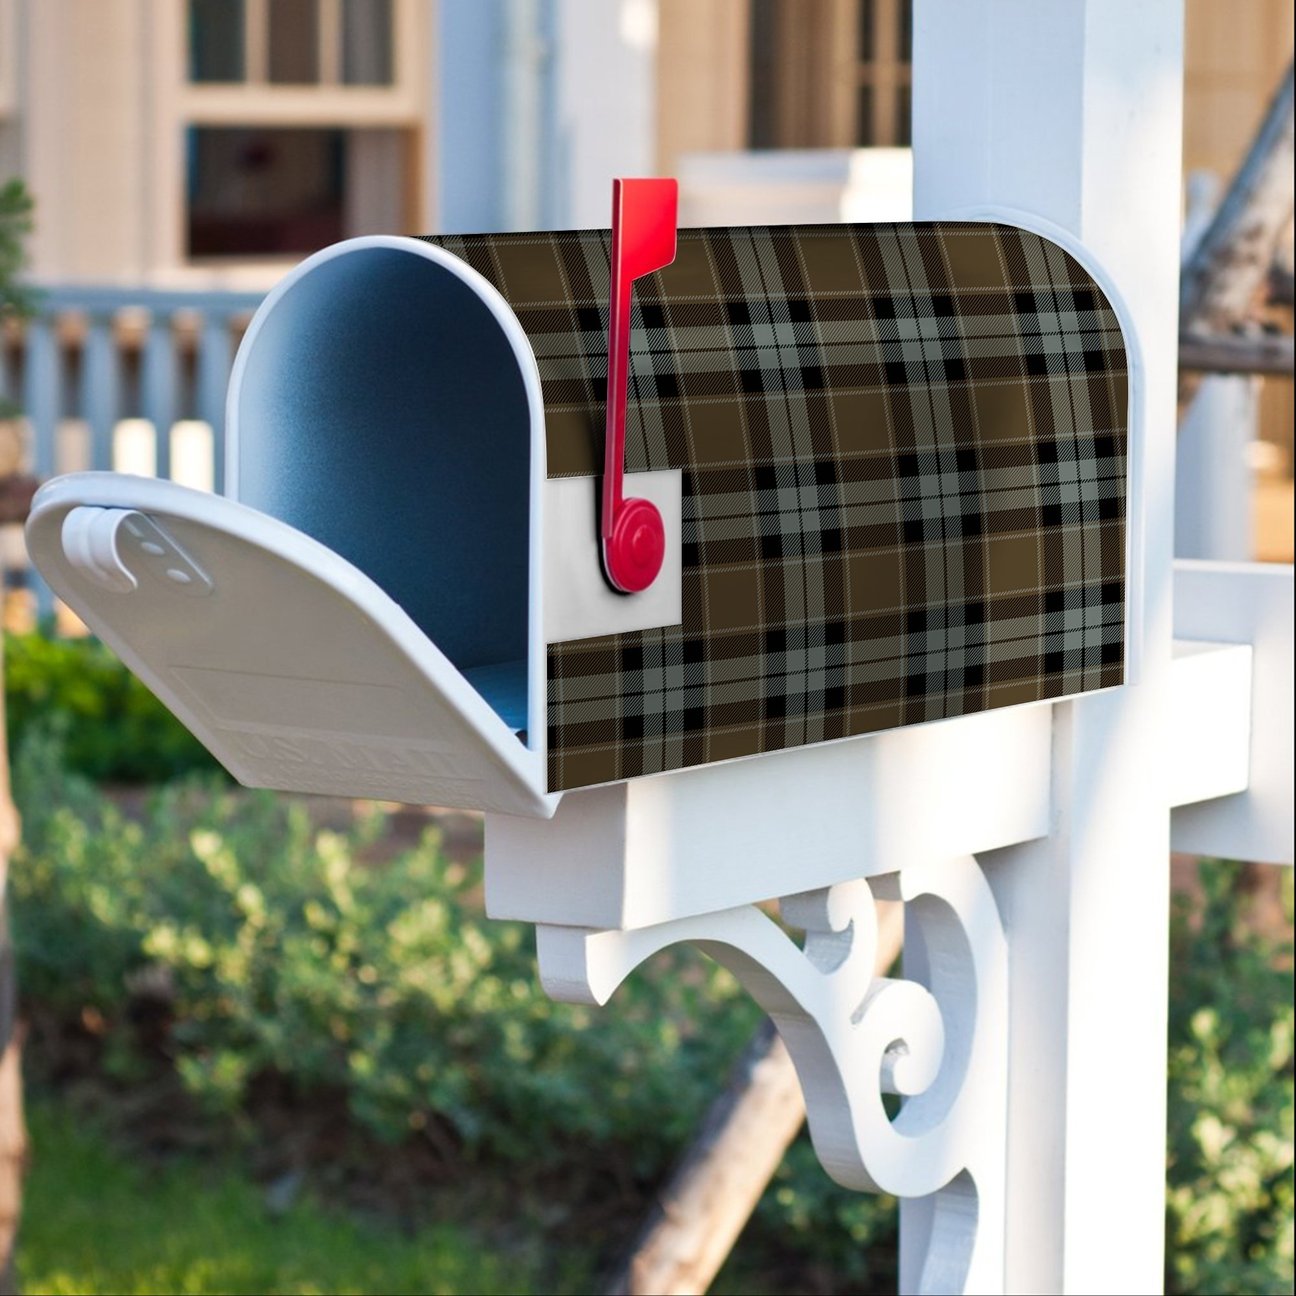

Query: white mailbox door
[26,473,556,819]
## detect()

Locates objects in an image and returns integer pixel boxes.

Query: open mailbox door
[27,235,556,819]
[27,473,555,818]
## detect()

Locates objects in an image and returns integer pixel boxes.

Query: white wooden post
[912,3,1184,1291]
[1175,377,1258,561]
[550,0,657,228]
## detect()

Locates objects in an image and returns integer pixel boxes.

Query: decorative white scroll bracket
[536,855,1008,1296]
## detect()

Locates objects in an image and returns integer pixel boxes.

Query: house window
[174,0,420,263]
[190,0,247,82]
[856,0,912,145]
[748,0,912,148]
[187,127,344,256]
[342,0,394,85]
[186,125,411,259]
[269,0,320,85]
[187,0,394,86]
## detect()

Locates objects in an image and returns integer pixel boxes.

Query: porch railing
[1,284,265,618]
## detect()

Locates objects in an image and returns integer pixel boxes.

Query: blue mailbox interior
[233,244,533,733]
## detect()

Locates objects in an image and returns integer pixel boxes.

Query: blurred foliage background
[4,629,1293,1294]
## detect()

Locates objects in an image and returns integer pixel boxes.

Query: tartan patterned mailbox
[433,221,1130,791]
[28,214,1131,811]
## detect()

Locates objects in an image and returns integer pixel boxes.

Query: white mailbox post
[21,3,1294,1294]
[915,6,1290,1292]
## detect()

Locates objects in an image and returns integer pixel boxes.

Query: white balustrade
[0,285,263,616]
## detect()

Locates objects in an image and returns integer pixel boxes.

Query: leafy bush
[1166,861,1294,1295]
[726,1137,897,1294]
[4,631,221,783]
[11,723,900,1289]
[11,725,758,1171]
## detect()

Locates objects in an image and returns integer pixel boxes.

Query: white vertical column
[502,0,548,231]
[911,4,1183,1293]
[197,313,233,496]
[1175,377,1258,561]
[552,0,658,227]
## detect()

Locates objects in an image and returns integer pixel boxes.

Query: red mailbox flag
[602,177,679,593]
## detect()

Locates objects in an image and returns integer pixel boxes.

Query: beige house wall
[655,0,750,177]
[0,0,22,189]
[1187,0,1285,541]
[23,0,153,283]
[1184,0,1294,515]
[660,0,1295,181]
[1183,0,1293,177]
[6,1,1289,282]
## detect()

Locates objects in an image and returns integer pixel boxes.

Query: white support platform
[1172,561,1295,865]
[1167,640,1253,811]
[487,704,1052,929]
[488,632,1253,932]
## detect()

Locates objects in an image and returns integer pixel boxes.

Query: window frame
[748,0,913,150]
[152,0,426,278]
[182,0,421,122]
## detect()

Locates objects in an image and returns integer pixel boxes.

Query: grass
[18,1101,552,1295]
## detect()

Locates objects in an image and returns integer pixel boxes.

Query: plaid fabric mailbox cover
[427,223,1129,794]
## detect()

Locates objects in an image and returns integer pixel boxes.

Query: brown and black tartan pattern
[424,223,1129,793]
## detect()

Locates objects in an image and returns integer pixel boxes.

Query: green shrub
[4,630,221,783]
[11,724,900,1288]
[11,725,759,1171]
[724,1137,897,1294]
[1166,861,1294,1295]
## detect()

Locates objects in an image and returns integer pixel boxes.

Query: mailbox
[26,191,1131,818]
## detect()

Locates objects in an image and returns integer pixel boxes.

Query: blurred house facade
[2,0,1289,274]
[0,0,429,289]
